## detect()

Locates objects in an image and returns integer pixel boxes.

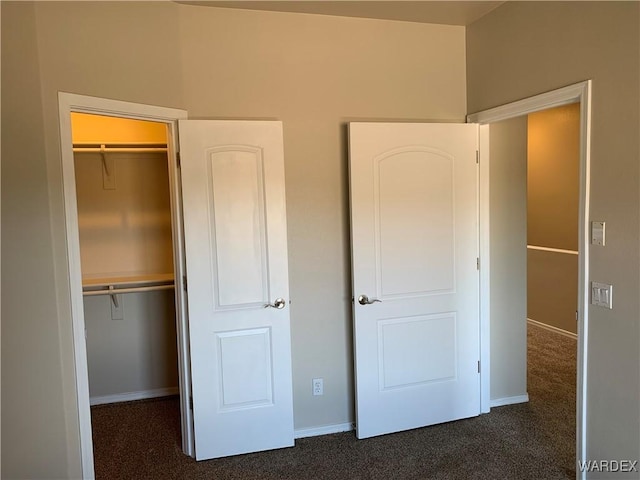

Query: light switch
[591,221,605,246]
[591,282,613,309]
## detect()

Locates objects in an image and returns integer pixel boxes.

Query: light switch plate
[591,221,605,246]
[591,282,613,309]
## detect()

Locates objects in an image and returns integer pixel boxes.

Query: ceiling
[175,1,506,26]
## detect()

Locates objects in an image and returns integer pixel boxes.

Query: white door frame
[58,92,191,478]
[467,80,592,476]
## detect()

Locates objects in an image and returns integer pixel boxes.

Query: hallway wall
[527,104,580,334]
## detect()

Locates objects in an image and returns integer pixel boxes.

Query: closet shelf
[82,273,175,298]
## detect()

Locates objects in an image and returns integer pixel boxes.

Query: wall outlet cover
[312,378,323,396]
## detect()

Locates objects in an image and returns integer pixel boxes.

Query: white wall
[488,117,528,402]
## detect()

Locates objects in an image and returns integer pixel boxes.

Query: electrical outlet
[312,378,323,396]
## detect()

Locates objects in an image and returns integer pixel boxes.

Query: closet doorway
[58,93,192,476]
[69,111,192,472]
[71,113,184,456]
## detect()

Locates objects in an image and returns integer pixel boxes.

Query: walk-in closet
[72,113,180,416]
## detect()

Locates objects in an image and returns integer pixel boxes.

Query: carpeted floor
[91,324,576,479]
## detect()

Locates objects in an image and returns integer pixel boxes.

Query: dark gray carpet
[91,324,576,479]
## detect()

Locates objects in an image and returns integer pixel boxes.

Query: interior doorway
[70,113,183,473]
[58,93,191,478]
[468,80,592,475]
[525,102,581,473]
[59,93,297,475]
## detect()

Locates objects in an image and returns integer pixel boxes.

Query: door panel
[179,120,293,460]
[376,147,455,297]
[217,328,273,409]
[208,146,269,308]
[378,314,457,390]
[349,122,480,439]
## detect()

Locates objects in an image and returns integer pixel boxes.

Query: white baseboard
[90,387,179,406]
[527,318,577,340]
[294,422,354,439]
[490,394,530,408]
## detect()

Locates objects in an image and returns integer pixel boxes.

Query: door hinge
[189,396,193,410]
[477,360,481,373]
[476,257,480,270]
[176,151,181,168]
[476,150,479,164]
[183,275,187,291]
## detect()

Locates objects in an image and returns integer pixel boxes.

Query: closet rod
[73,143,167,148]
[73,143,168,153]
[83,284,175,296]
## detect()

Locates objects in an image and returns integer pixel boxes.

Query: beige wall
[83,292,178,399]
[528,104,580,252]
[2,2,467,476]
[177,3,466,431]
[74,150,177,399]
[489,117,528,402]
[1,3,72,478]
[468,1,640,474]
[527,104,580,334]
[528,249,579,333]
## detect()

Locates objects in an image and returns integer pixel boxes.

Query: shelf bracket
[100,144,116,189]
[108,285,119,308]
[100,144,110,176]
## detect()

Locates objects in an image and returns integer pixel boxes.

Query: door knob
[358,294,381,305]
[264,298,286,309]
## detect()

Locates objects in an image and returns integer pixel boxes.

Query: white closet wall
[72,114,178,404]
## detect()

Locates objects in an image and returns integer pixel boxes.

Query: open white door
[349,122,480,439]
[179,121,294,460]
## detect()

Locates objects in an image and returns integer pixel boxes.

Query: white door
[179,120,294,460]
[349,122,480,439]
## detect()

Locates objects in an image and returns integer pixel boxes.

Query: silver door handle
[358,294,381,305]
[264,298,286,309]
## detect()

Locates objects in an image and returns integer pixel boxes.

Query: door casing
[58,92,192,479]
